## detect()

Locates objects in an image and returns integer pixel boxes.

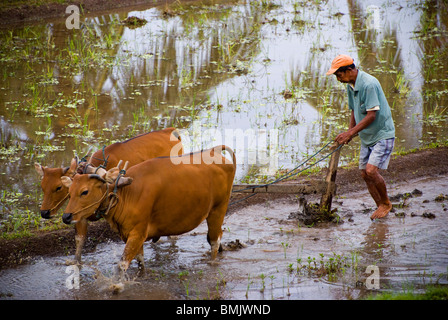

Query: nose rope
[46,193,69,213]
[68,184,120,218]
[69,184,111,216]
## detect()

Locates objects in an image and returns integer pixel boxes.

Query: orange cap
[326,54,354,75]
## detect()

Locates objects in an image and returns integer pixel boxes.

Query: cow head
[34,157,77,219]
[61,163,133,224]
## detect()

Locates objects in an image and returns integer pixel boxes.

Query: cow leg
[206,206,226,260]
[74,218,88,264]
[118,231,146,276]
[135,245,145,276]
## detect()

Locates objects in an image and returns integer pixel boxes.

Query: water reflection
[362,220,389,261]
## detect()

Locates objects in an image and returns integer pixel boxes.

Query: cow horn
[105,163,120,183]
[115,160,129,173]
[85,146,93,164]
[122,161,129,172]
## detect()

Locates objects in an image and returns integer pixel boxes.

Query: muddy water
[1,174,447,299]
[0,0,447,300]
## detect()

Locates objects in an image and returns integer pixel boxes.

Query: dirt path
[0,0,196,27]
[229,146,448,211]
[1,146,447,270]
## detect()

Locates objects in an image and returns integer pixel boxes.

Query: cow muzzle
[62,213,73,224]
[40,210,52,219]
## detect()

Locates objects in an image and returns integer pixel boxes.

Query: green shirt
[347,70,395,147]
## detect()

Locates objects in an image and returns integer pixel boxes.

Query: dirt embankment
[323,145,448,194]
[229,146,448,210]
[1,146,447,269]
[0,0,187,27]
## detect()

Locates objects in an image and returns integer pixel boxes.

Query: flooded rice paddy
[1,174,447,299]
[0,0,447,299]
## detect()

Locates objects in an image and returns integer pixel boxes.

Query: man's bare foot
[370,203,392,220]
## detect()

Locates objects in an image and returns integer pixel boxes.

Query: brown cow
[60,145,236,274]
[34,127,183,263]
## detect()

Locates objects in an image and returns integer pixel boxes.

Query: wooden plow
[232,144,342,211]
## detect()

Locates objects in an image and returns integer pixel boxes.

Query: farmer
[326,54,395,220]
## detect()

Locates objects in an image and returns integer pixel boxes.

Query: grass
[392,140,448,158]
[367,285,448,300]
[0,208,69,239]
[0,181,70,239]
[293,251,356,282]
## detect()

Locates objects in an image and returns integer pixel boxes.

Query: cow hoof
[207,260,220,266]
[111,282,125,295]
[65,259,76,265]
[137,267,146,277]
[65,259,82,267]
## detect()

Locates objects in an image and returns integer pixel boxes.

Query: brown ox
[61,145,236,274]
[34,127,182,262]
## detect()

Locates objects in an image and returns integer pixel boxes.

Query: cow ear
[116,177,133,188]
[61,176,73,188]
[34,163,44,179]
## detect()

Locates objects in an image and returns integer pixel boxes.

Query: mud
[1,147,447,299]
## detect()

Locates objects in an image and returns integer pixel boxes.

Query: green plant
[281,242,290,259]
[245,274,253,298]
[260,273,266,292]
[367,285,448,300]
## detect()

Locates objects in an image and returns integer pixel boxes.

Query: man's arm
[349,109,356,130]
[335,110,376,145]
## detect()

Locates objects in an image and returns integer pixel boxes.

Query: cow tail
[172,128,182,141]
[221,145,236,168]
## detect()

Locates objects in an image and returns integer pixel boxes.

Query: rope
[228,193,258,206]
[97,192,119,218]
[229,141,342,206]
[48,193,69,213]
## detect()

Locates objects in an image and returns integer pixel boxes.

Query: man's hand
[335,131,353,146]
[335,110,376,146]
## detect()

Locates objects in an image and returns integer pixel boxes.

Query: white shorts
[359,138,395,170]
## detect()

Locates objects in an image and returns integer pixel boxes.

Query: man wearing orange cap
[327,54,395,220]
